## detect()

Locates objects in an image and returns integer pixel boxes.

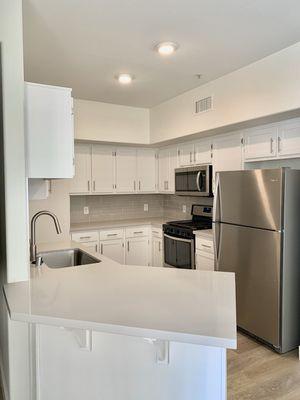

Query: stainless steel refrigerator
[213,168,300,353]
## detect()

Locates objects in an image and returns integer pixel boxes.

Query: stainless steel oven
[175,165,212,196]
[163,233,195,269]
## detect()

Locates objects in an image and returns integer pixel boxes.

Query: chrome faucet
[30,210,62,266]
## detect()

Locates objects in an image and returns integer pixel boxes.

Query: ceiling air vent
[195,96,213,114]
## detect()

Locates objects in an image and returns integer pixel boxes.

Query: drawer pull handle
[201,244,212,249]
[134,231,143,234]
[107,233,118,237]
[79,236,91,240]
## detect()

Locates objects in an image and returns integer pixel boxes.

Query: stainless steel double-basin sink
[37,248,101,269]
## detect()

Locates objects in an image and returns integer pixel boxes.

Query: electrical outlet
[182,205,187,213]
[144,203,149,212]
[83,206,89,215]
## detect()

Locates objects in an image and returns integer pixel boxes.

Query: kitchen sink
[37,248,101,268]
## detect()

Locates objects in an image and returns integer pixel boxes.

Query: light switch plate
[83,206,89,215]
[182,205,187,213]
[144,204,149,212]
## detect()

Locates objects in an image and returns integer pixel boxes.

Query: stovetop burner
[166,219,212,231]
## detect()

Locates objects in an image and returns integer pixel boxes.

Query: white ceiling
[23,0,300,108]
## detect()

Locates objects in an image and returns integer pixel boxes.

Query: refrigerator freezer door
[215,222,281,348]
[214,169,283,231]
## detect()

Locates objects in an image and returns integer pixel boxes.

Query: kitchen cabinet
[81,241,99,253]
[151,227,163,267]
[152,237,163,267]
[115,147,136,193]
[125,237,149,266]
[277,118,300,158]
[194,139,212,165]
[25,82,74,179]
[91,145,115,193]
[244,125,278,161]
[212,133,243,174]
[158,147,177,193]
[70,143,92,194]
[136,149,157,192]
[71,231,99,253]
[178,143,194,166]
[195,234,214,271]
[100,239,124,264]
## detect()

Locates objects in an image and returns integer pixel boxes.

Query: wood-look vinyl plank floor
[228,333,300,400]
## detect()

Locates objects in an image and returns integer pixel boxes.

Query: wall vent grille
[195,96,213,114]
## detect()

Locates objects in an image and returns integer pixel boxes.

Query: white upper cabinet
[213,133,243,173]
[25,82,74,179]
[70,143,91,194]
[277,118,300,158]
[91,145,115,193]
[178,143,194,166]
[244,125,278,161]
[194,139,212,165]
[115,147,136,193]
[158,147,177,193]
[136,149,157,192]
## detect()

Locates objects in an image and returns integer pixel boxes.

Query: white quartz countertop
[4,241,236,349]
[70,217,169,232]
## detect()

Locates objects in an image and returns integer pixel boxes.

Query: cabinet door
[152,237,163,267]
[158,148,169,192]
[213,133,243,173]
[70,143,91,194]
[196,252,214,271]
[100,239,124,264]
[25,82,74,179]
[92,145,115,193]
[194,139,212,165]
[244,126,277,160]
[126,237,149,266]
[168,147,177,192]
[81,241,99,253]
[178,143,194,166]
[115,148,136,193]
[136,149,156,192]
[278,118,300,157]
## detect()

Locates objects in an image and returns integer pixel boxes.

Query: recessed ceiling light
[156,42,178,56]
[117,73,133,84]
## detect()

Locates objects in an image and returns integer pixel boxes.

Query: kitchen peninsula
[4,241,236,400]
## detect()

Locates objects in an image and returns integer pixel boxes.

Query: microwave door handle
[196,171,201,191]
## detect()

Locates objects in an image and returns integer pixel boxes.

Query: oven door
[164,234,195,269]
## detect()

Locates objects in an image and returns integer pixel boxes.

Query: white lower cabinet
[81,241,99,253]
[100,239,125,264]
[195,234,214,271]
[152,237,163,267]
[125,236,149,266]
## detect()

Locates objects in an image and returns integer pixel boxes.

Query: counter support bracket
[144,338,169,364]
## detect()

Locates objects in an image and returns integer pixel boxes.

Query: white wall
[29,180,71,244]
[74,99,149,144]
[0,1,30,398]
[150,42,300,144]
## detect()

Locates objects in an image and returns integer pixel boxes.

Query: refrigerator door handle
[213,172,221,222]
[213,222,221,270]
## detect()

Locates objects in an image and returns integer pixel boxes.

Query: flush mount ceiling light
[156,41,179,56]
[117,73,133,84]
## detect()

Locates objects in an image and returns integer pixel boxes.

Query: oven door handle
[164,233,193,243]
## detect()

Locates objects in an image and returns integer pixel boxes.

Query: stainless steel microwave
[175,165,213,196]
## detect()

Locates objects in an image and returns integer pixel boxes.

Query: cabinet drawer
[151,227,162,238]
[100,228,124,241]
[125,226,149,238]
[71,231,99,242]
[196,237,214,254]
